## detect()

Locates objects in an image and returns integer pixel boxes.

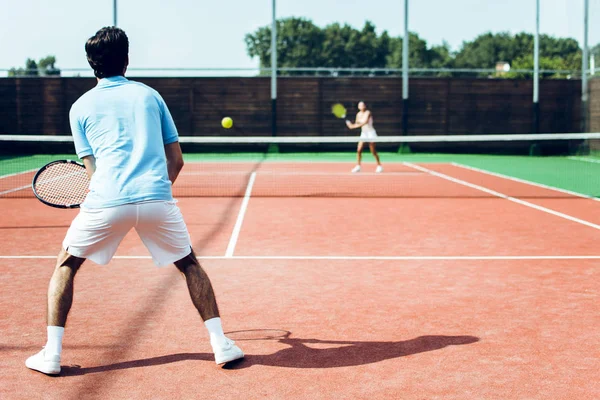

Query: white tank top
[360,113,375,133]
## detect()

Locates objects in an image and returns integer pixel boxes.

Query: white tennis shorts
[360,129,377,140]
[63,201,191,266]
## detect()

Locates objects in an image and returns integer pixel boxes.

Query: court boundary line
[0,168,36,180]
[0,183,31,196]
[224,172,256,257]
[0,168,37,196]
[2,255,600,260]
[181,171,425,176]
[567,156,600,164]
[0,168,36,195]
[451,162,599,201]
[403,162,600,231]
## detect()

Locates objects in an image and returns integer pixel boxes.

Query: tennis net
[1,133,600,199]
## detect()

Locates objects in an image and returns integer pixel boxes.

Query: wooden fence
[0,77,582,139]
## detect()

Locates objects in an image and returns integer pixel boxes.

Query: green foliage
[8,56,60,77]
[38,56,60,76]
[506,56,579,79]
[245,17,324,75]
[245,19,592,79]
[454,32,580,72]
[245,18,391,75]
[387,36,454,75]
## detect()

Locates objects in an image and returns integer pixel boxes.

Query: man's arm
[164,141,184,184]
[82,156,96,180]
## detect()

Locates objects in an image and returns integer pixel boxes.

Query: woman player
[346,101,383,173]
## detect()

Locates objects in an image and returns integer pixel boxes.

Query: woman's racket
[331,103,350,123]
[32,160,89,209]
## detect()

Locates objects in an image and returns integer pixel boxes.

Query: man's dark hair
[85,27,129,78]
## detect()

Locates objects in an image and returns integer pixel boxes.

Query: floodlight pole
[271,0,277,136]
[533,0,540,133]
[113,0,117,26]
[402,0,409,135]
[582,0,589,132]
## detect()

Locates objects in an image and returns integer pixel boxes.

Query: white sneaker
[375,165,383,173]
[25,348,61,375]
[212,338,244,365]
[351,165,361,173]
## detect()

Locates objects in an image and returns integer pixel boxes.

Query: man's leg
[174,248,219,321]
[48,249,86,327]
[26,249,85,375]
[174,248,244,364]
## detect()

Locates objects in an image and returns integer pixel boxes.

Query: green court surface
[2,152,600,198]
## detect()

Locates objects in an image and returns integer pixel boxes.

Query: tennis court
[1,137,599,399]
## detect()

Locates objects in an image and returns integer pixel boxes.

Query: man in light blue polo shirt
[26,27,243,376]
[70,74,179,209]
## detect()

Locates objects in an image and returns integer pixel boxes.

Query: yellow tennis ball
[222,117,233,129]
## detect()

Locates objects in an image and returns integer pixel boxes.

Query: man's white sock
[46,326,64,356]
[204,317,226,347]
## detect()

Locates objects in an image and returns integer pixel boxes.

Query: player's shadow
[59,334,479,376]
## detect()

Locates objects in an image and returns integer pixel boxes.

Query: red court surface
[1,163,599,399]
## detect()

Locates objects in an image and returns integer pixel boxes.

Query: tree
[245,18,391,75]
[453,32,581,76]
[245,17,325,74]
[24,59,38,76]
[8,56,60,77]
[387,35,454,76]
[244,21,584,79]
[507,55,579,79]
[453,32,521,71]
[38,56,60,76]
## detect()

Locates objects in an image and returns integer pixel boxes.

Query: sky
[0,0,598,76]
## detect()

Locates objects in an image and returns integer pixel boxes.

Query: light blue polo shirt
[69,76,179,209]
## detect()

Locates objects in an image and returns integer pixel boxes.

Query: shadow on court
[58,334,479,376]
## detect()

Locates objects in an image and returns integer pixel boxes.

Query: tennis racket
[32,160,89,209]
[331,103,350,123]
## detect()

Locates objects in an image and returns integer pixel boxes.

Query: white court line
[451,162,599,201]
[224,172,256,257]
[0,184,31,196]
[403,162,600,231]
[0,169,37,196]
[0,168,37,180]
[567,156,600,164]
[2,255,600,260]
[181,171,424,176]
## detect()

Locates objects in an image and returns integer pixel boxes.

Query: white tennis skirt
[360,129,377,140]
[63,201,192,266]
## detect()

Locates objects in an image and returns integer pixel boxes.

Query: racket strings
[34,163,89,206]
